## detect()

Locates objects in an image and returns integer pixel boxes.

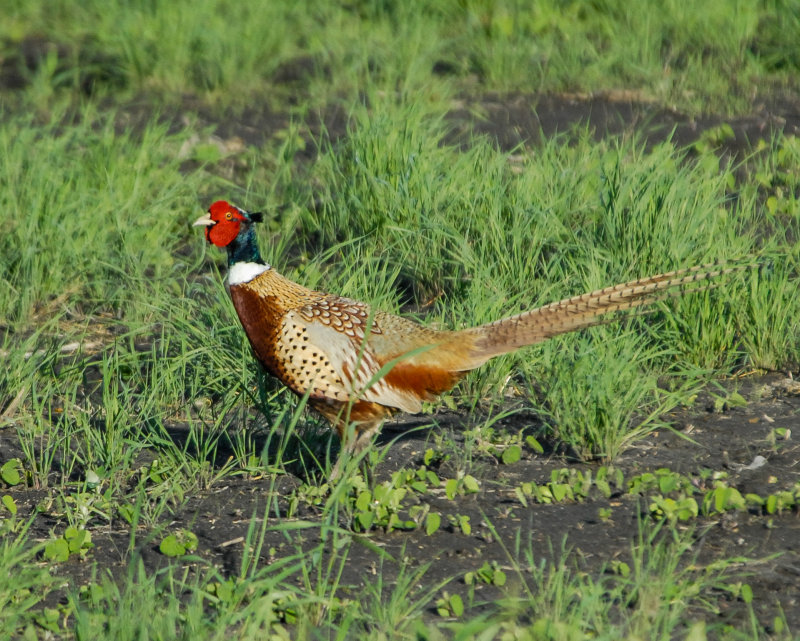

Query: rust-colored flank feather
[195,200,744,475]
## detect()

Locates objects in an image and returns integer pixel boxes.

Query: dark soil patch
[447,91,800,155]
[0,35,127,96]
[167,90,800,165]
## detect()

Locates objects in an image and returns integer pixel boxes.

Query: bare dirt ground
[2,92,800,635]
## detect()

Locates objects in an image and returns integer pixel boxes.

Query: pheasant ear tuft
[249,212,264,223]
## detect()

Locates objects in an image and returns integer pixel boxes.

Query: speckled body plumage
[194,200,739,472]
[228,266,466,445]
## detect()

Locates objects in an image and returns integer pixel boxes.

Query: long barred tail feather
[460,261,753,367]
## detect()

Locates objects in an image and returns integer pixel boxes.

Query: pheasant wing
[281,302,425,414]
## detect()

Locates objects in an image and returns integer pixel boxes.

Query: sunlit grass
[0,520,55,636]
[410,517,763,640]
[0,107,202,328]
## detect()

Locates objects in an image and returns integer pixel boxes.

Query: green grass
[472,519,752,641]
[0,519,56,637]
[1,0,800,638]
[2,0,799,114]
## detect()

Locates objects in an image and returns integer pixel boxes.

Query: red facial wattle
[205,217,240,247]
[194,200,247,248]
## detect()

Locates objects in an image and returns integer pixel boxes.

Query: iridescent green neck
[227,224,264,266]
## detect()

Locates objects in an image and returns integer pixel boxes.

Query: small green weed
[465,560,507,587]
[436,591,464,618]
[159,529,199,557]
[0,459,23,487]
[43,526,94,562]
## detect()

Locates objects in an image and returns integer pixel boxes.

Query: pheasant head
[193,200,264,265]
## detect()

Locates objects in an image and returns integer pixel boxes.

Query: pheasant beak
[192,213,215,227]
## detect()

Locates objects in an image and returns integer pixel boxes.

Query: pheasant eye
[225,212,233,221]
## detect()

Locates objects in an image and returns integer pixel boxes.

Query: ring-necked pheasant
[195,200,734,474]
